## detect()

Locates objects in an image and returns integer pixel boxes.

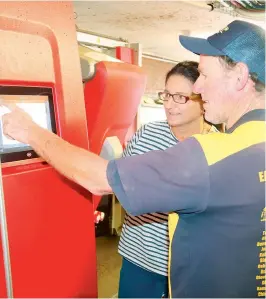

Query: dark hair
[165,61,199,84]
[219,56,265,93]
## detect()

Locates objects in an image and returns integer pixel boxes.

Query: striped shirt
[118,120,178,276]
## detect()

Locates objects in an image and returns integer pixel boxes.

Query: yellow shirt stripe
[195,121,266,166]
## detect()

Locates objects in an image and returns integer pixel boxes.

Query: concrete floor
[96,236,122,298]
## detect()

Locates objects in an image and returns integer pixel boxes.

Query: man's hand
[0,101,40,144]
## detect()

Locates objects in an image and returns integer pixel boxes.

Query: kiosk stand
[0,156,13,297]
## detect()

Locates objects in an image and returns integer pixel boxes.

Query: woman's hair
[165,61,199,84]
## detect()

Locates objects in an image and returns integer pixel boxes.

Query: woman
[118,61,218,298]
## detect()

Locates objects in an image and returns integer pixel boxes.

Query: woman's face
[163,75,203,127]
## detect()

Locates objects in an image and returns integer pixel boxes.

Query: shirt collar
[226,109,266,133]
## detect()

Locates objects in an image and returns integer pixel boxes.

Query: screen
[0,86,56,163]
[0,95,53,153]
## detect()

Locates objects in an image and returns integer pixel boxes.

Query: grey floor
[96,236,122,298]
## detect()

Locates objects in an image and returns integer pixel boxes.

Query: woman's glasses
[158,92,200,104]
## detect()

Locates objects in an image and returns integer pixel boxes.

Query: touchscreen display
[0,86,56,163]
[0,95,53,153]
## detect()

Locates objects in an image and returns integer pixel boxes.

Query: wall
[142,57,176,94]
[137,57,176,126]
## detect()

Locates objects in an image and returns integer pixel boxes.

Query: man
[1,20,265,297]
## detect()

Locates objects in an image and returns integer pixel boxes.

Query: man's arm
[1,105,111,195]
[107,136,210,216]
[1,104,210,216]
[30,127,111,195]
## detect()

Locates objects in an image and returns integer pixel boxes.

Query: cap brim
[179,36,224,56]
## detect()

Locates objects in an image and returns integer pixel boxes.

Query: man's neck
[171,117,210,141]
[226,94,265,130]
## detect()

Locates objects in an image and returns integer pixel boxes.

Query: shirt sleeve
[122,124,146,158]
[106,136,210,216]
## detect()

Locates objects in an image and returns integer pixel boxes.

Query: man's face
[193,55,235,125]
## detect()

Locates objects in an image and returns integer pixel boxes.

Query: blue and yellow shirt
[107,109,266,298]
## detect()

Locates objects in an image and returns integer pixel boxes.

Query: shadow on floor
[96,235,122,298]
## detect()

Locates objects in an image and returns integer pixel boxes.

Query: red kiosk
[0,1,146,297]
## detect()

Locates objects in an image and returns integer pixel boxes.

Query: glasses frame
[158,91,190,104]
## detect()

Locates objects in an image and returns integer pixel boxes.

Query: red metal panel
[115,47,138,147]
[0,238,7,297]
[115,47,135,64]
[84,61,146,208]
[4,169,96,297]
[0,2,97,297]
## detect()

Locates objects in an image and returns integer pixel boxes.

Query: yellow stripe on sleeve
[194,121,266,166]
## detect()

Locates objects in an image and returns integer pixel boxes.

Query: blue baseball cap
[179,20,265,83]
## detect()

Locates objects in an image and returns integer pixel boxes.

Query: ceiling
[74,1,265,61]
